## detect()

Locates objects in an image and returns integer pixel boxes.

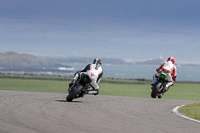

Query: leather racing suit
[152,60,177,90]
[71,63,103,95]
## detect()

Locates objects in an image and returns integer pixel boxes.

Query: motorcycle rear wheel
[66,83,83,102]
[151,82,162,98]
[66,95,73,102]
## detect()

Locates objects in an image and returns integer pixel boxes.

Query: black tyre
[151,82,162,98]
[66,95,73,102]
[66,83,83,102]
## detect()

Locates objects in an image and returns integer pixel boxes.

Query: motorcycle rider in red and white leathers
[152,57,177,96]
[69,58,103,96]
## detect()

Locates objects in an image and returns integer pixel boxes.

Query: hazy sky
[1,0,200,63]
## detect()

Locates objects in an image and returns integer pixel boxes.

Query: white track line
[172,105,200,123]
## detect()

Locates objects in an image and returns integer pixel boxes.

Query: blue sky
[1,0,200,63]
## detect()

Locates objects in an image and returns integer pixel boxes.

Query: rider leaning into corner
[69,58,103,96]
[151,57,177,98]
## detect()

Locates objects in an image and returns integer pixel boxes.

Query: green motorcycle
[151,71,168,99]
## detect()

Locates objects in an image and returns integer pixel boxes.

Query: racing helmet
[167,57,175,64]
[93,58,102,70]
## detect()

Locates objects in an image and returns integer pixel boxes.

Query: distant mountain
[0,52,166,67]
[132,58,164,65]
[42,56,130,65]
[0,52,71,68]
[1,52,199,75]
[42,56,167,65]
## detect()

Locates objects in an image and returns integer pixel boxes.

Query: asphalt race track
[0,90,199,133]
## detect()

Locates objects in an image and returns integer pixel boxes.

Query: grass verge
[179,102,200,121]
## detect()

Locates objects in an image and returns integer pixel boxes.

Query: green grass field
[0,75,200,101]
[179,103,200,121]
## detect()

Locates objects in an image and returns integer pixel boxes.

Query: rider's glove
[173,76,176,81]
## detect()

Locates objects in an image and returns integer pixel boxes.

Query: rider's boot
[87,89,99,95]
[166,82,173,90]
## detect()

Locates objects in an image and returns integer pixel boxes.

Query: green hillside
[0,52,68,67]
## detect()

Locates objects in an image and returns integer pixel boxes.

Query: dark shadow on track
[55,100,83,103]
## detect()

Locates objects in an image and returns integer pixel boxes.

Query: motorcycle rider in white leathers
[152,57,177,97]
[69,58,103,96]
